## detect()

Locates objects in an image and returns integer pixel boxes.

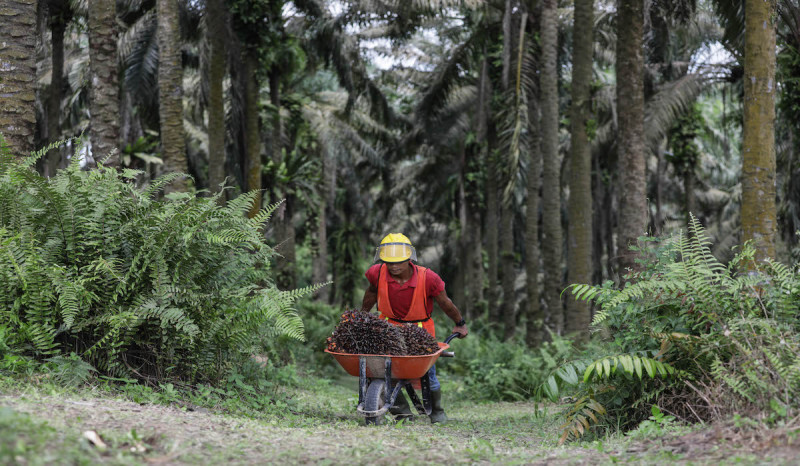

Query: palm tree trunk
[500,204,516,338]
[45,9,68,176]
[526,83,542,346]
[158,0,186,190]
[473,52,490,319]
[88,0,120,166]
[486,138,500,322]
[468,208,484,315]
[742,0,777,260]
[616,0,647,275]
[244,50,261,215]
[654,141,664,236]
[207,0,227,194]
[501,7,528,339]
[592,152,604,285]
[540,0,563,333]
[455,143,468,313]
[0,0,36,158]
[312,149,334,301]
[267,68,295,288]
[281,196,297,290]
[565,0,593,341]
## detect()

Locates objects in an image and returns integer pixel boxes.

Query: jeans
[428,364,440,391]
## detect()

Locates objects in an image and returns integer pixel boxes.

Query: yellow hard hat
[374,233,417,263]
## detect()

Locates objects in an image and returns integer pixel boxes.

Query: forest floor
[2,376,799,465]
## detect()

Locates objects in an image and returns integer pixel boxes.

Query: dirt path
[2,390,799,465]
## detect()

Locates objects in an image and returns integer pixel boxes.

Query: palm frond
[644,73,711,150]
[415,31,479,124]
[120,9,159,104]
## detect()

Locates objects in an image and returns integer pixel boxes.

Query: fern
[0,143,324,383]
[557,214,800,441]
[558,389,609,445]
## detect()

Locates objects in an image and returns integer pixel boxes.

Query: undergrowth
[544,215,800,443]
[0,138,323,383]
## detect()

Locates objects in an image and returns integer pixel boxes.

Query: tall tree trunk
[0,0,37,157]
[592,151,605,285]
[487,4,514,325]
[207,0,227,193]
[158,0,186,190]
[486,146,500,321]
[88,0,119,166]
[468,208,484,315]
[565,0,593,341]
[500,204,516,338]
[455,143,468,313]
[616,0,646,276]
[654,141,664,236]
[501,8,528,339]
[45,7,69,176]
[312,149,334,301]
[742,0,777,261]
[526,85,542,346]
[502,0,513,90]
[605,180,616,279]
[268,69,294,289]
[473,52,490,320]
[540,0,563,333]
[280,196,297,290]
[244,50,261,213]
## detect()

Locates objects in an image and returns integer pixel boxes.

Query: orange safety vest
[377,263,436,338]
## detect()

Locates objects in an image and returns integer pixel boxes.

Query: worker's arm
[434,290,469,338]
[360,283,378,312]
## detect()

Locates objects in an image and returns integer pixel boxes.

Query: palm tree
[616,0,647,276]
[500,5,528,339]
[88,0,120,166]
[158,0,187,191]
[0,0,37,157]
[540,0,562,332]
[741,0,778,260]
[566,0,594,341]
[242,47,261,216]
[525,88,542,346]
[206,0,228,193]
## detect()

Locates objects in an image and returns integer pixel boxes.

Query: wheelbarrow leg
[406,373,433,415]
[384,358,393,407]
[358,356,367,408]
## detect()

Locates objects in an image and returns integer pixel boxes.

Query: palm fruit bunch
[326,310,407,355]
[397,323,439,355]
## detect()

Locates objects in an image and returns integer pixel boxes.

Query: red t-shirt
[365,263,445,319]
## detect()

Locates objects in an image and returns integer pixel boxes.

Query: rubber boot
[429,389,448,424]
[389,392,414,421]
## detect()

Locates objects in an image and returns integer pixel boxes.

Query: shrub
[547,215,800,442]
[441,317,577,402]
[0,139,322,383]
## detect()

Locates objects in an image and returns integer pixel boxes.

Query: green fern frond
[0,149,319,383]
[558,389,610,445]
[584,354,676,382]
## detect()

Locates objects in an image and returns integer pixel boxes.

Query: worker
[360,233,469,424]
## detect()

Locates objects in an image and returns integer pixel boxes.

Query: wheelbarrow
[326,333,461,425]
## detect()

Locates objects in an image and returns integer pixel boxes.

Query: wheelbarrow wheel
[364,379,386,425]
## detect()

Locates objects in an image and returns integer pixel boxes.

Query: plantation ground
[2,379,799,465]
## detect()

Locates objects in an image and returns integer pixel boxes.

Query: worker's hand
[453,324,468,338]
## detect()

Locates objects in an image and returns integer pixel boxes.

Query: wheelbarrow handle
[444,332,462,344]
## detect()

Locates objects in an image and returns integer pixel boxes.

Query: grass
[1,369,797,465]
[0,371,586,464]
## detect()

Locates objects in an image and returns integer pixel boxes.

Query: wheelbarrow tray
[325,342,449,380]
